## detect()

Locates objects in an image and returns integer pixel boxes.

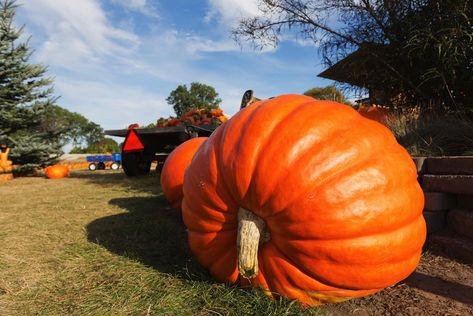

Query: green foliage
[166,82,221,117]
[40,104,105,147]
[303,85,351,105]
[234,0,473,114]
[143,122,158,128]
[0,0,62,173]
[403,0,473,113]
[70,137,119,154]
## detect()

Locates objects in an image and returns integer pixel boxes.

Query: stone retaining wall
[415,156,473,263]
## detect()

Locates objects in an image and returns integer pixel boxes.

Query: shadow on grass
[69,170,161,195]
[85,196,210,281]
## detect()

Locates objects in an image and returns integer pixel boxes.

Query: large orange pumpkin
[45,164,70,179]
[182,94,425,306]
[160,137,207,212]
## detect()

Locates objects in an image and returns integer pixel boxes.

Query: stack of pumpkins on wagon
[155,108,228,128]
[160,94,426,306]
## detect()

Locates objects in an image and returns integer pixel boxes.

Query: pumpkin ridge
[212,113,252,208]
[216,95,314,205]
[244,101,361,212]
[266,185,423,242]
[184,162,239,221]
[261,149,380,221]
[188,127,240,211]
[263,132,419,238]
[256,241,378,301]
[208,245,239,283]
[264,237,372,291]
[311,164,420,235]
[268,198,424,242]
[269,214,425,263]
[247,105,392,219]
[260,246,384,305]
[213,98,274,204]
[182,199,237,233]
[188,230,239,282]
[265,234,422,291]
[313,253,422,290]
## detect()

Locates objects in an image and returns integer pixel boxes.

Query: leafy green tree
[303,86,351,105]
[70,137,119,154]
[0,0,62,173]
[233,0,472,113]
[40,104,104,148]
[166,82,222,117]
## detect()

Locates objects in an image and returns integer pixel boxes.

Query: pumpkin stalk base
[237,207,270,279]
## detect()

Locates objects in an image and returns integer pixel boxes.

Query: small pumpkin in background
[45,164,70,179]
[358,105,392,125]
[182,94,425,306]
[160,137,207,212]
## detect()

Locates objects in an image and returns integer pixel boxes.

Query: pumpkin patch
[181,94,425,306]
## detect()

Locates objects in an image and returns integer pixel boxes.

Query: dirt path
[320,249,473,315]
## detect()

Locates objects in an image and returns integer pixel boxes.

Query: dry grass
[0,170,322,315]
[386,110,473,156]
[1,170,472,315]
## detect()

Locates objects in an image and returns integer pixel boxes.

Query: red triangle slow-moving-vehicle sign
[123,129,144,152]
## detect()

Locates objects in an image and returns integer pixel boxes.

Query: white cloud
[184,35,238,54]
[110,0,159,17]
[19,0,140,70]
[205,0,260,26]
[55,77,173,130]
[205,0,318,51]
[14,0,322,135]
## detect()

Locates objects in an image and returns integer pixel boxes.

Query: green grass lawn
[0,170,323,315]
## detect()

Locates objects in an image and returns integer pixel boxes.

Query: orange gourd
[44,164,70,179]
[160,137,207,212]
[358,105,392,125]
[182,94,425,306]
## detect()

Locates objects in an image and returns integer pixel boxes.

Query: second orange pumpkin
[160,137,207,212]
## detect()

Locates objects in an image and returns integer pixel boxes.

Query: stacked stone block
[415,157,473,263]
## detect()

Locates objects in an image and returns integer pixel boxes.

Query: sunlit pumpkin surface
[182,94,425,306]
[161,137,207,212]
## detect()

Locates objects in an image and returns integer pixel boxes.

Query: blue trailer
[86,153,121,171]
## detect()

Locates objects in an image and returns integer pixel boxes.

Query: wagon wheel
[121,152,151,176]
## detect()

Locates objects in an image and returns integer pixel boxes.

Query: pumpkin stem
[237,207,270,279]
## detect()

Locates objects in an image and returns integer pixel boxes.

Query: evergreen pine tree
[0,0,62,174]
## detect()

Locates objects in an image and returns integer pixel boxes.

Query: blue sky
[15,0,338,131]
